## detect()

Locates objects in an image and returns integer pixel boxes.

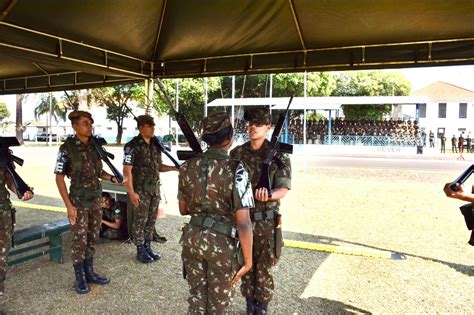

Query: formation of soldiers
[0,107,291,315]
[236,116,420,145]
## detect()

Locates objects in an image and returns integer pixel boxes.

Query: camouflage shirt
[102,202,123,222]
[230,139,291,212]
[123,135,162,196]
[54,136,103,191]
[0,165,9,204]
[178,147,254,224]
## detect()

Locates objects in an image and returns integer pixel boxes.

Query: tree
[0,101,10,122]
[15,95,24,143]
[34,94,67,123]
[332,71,411,119]
[91,84,142,144]
[155,78,220,130]
[62,90,82,111]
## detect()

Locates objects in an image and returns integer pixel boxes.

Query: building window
[438,103,446,118]
[459,103,467,118]
[437,127,445,138]
[418,104,426,118]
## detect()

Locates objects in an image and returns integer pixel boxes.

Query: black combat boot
[246,298,257,315]
[254,301,268,315]
[136,244,154,263]
[84,256,110,285]
[73,262,90,294]
[144,240,161,260]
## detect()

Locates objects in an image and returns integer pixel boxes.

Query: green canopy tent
[1,0,474,95]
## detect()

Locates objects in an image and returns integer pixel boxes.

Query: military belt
[189,215,238,239]
[251,209,277,222]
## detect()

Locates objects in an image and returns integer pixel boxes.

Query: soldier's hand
[232,263,252,287]
[119,177,128,185]
[443,182,465,199]
[130,192,140,208]
[67,205,78,225]
[21,189,34,201]
[255,188,269,202]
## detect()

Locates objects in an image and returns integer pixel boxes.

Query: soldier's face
[139,124,155,138]
[73,117,93,137]
[102,196,111,208]
[248,122,271,140]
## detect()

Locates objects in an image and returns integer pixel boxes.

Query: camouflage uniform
[54,136,103,263]
[230,125,292,306]
[123,134,161,245]
[179,112,254,314]
[100,202,125,240]
[0,165,12,294]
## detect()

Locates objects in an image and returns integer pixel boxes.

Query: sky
[1,65,474,123]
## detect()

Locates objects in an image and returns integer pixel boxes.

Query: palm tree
[34,94,67,123]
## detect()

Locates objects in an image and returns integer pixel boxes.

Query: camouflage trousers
[70,196,102,263]
[0,206,12,294]
[182,225,238,315]
[241,220,279,304]
[100,227,125,240]
[131,193,159,245]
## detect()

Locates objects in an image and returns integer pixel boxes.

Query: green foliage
[307,112,325,122]
[90,84,142,144]
[155,78,220,129]
[34,94,67,123]
[332,71,411,119]
[0,101,10,121]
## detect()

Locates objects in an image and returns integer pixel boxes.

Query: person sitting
[100,192,128,240]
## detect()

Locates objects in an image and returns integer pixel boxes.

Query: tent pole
[231,76,235,127]
[204,77,208,117]
[328,110,332,145]
[175,79,179,146]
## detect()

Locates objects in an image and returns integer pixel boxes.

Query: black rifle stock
[0,137,32,199]
[155,79,203,160]
[255,96,294,197]
[122,103,181,168]
[90,136,124,183]
[450,164,474,191]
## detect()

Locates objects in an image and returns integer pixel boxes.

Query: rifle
[254,96,294,197]
[0,137,32,199]
[122,103,181,168]
[90,136,124,183]
[450,164,474,191]
[155,79,203,160]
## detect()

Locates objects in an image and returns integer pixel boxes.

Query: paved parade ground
[1,145,473,314]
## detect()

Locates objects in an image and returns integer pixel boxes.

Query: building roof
[411,81,474,101]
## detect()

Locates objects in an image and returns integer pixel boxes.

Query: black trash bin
[417,145,423,154]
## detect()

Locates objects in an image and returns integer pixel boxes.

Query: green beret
[201,112,232,135]
[244,108,271,125]
[137,115,155,126]
[68,111,94,123]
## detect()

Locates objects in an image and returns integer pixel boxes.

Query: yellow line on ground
[12,201,66,213]
[284,239,401,260]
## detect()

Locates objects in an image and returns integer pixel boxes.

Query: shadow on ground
[1,202,373,314]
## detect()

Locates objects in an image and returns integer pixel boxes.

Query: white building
[408,81,474,139]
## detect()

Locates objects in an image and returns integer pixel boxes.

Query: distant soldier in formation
[451,135,458,153]
[466,134,472,153]
[123,115,177,263]
[179,112,254,314]
[440,134,446,153]
[429,130,435,148]
[231,109,292,315]
[55,111,119,294]
[458,134,465,154]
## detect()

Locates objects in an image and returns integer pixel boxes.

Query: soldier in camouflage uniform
[55,111,120,294]
[123,115,177,263]
[0,164,33,297]
[100,192,126,240]
[179,112,254,314]
[230,108,292,315]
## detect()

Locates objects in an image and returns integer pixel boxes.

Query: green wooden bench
[8,219,71,266]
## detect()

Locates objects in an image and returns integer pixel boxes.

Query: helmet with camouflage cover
[243,108,271,125]
[201,112,233,146]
